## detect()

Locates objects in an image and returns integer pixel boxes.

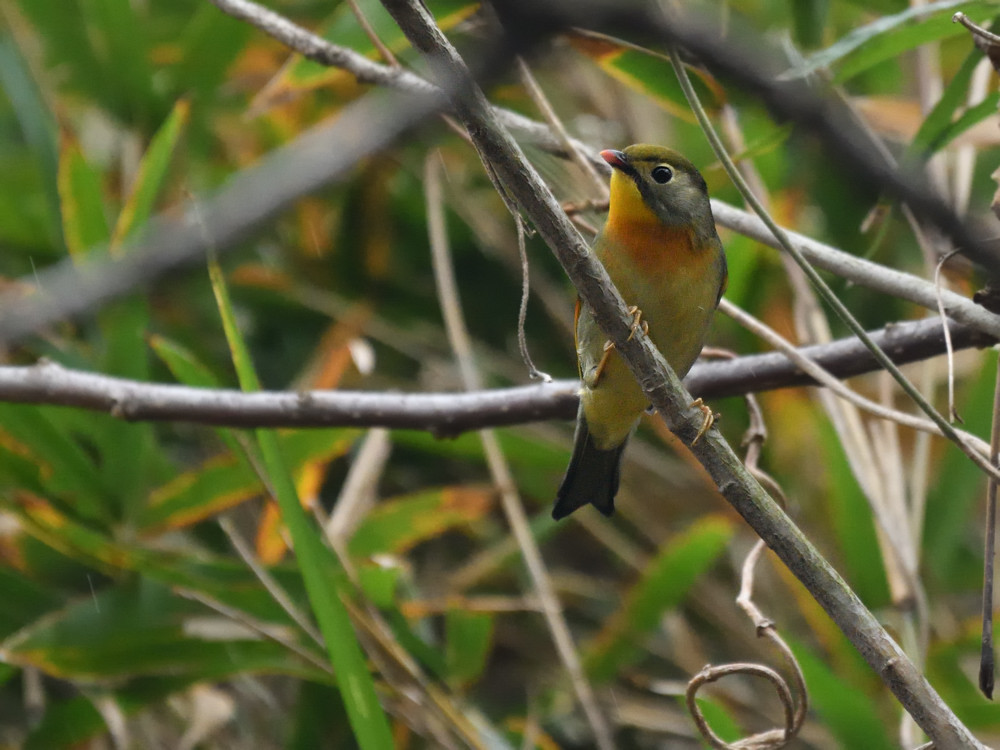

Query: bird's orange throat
[602,171,698,275]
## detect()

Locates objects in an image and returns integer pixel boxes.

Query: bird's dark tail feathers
[552,409,627,520]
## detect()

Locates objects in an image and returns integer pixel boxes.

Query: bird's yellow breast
[578,170,723,449]
[601,170,701,275]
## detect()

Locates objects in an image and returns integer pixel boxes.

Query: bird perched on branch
[552,144,727,520]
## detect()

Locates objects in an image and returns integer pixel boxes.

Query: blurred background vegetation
[1,0,1000,747]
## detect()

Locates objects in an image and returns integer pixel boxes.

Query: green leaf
[691,697,743,744]
[208,255,394,750]
[26,695,111,750]
[111,99,190,249]
[356,563,401,609]
[287,681,355,750]
[584,516,734,682]
[444,609,494,688]
[791,0,830,48]
[0,566,62,640]
[148,333,355,534]
[84,0,156,126]
[2,578,326,682]
[790,639,895,749]
[910,46,983,156]
[925,356,997,585]
[137,428,355,533]
[149,333,258,467]
[172,5,252,101]
[17,0,104,105]
[149,334,224,389]
[94,298,163,522]
[0,404,112,525]
[924,91,1000,153]
[817,419,890,607]
[0,38,62,251]
[786,0,991,81]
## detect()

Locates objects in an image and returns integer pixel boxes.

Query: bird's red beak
[600,149,628,170]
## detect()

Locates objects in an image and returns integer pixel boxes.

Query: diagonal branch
[377,0,986,745]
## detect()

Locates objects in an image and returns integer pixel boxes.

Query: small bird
[552,144,727,520]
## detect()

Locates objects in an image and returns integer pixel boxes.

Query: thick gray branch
[0,317,987,431]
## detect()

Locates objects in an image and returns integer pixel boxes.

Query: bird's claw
[690,398,718,445]
[626,306,648,341]
[592,307,648,386]
[592,340,615,386]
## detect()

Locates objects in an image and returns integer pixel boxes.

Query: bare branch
[0,314,987,436]
[710,201,1000,340]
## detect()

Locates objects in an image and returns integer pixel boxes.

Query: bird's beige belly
[577,262,719,450]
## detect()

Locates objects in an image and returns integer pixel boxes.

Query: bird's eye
[651,165,673,184]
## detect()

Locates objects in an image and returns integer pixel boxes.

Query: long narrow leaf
[785,0,989,81]
[111,100,190,249]
[207,256,393,749]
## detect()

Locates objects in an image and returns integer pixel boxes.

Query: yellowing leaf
[349,486,493,557]
[111,99,190,251]
[569,32,725,121]
[57,134,109,257]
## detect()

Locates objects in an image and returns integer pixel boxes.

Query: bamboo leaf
[207,255,394,750]
[348,486,493,557]
[785,0,991,81]
[445,608,494,687]
[111,99,190,249]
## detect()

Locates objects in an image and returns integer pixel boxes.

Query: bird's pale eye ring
[651,165,674,184]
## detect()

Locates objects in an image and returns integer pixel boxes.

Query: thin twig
[323,427,391,540]
[513,213,552,381]
[424,152,615,749]
[0,316,990,433]
[175,586,332,673]
[719,300,995,475]
[516,58,608,198]
[686,661,794,749]
[218,517,324,646]
[954,11,1000,45]
[345,0,399,66]
[688,352,805,749]
[710,200,1000,340]
[935,250,964,423]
